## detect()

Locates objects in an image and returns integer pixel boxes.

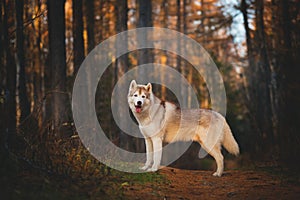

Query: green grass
[118,171,166,184]
[104,161,167,185]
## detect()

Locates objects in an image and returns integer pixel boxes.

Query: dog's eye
[134,94,138,97]
[142,95,146,98]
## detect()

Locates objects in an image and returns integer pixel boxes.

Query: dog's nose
[137,101,142,106]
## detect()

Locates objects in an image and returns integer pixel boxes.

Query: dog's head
[128,80,152,114]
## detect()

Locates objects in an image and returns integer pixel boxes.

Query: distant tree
[276,0,300,168]
[177,0,188,108]
[31,0,46,122]
[240,0,253,68]
[3,0,17,139]
[114,0,130,150]
[240,0,261,153]
[239,0,275,153]
[137,0,152,68]
[47,0,69,129]
[85,0,95,53]
[136,0,153,151]
[254,0,274,147]
[176,0,181,72]
[240,0,300,164]
[15,0,31,122]
[0,0,3,89]
[73,0,85,75]
[0,0,5,139]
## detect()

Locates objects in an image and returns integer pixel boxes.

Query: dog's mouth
[135,105,142,113]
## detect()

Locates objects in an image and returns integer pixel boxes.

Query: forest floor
[123,167,300,200]
[1,155,300,199]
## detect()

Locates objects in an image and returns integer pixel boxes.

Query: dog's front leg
[140,137,153,170]
[147,137,162,172]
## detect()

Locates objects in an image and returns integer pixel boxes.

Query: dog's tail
[222,122,239,156]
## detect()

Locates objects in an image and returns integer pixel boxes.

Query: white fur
[128,80,239,176]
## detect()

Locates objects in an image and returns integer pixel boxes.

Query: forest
[0,0,299,199]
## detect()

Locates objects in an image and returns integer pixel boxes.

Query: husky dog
[128,80,239,176]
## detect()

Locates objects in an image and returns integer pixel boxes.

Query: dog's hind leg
[195,136,224,176]
[208,147,224,177]
[140,137,153,170]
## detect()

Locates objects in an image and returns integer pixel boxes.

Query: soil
[123,167,300,200]
[2,153,300,199]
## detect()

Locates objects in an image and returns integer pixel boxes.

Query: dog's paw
[146,167,159,172]
[212,172,222,177]
[139,165,150,170]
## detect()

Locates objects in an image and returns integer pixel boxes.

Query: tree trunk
[85,0,95,53]
[241,0,253,68]
[255,0,274,147]
[176,0,181,72]
[240,0,262,153]
[16,0,31,122]
[114,0,130,150]
[0,0,5,147]
[137,0,152,68]
[177,0,187,108]
[47,0,69,129]
[277,0,299,168]
[160,0,168,100]
[136,0,152,152]
[33,0,44,128]
[3,0,17,141]
[73,0,85,75]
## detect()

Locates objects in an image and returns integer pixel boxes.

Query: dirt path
[123,167,300,200]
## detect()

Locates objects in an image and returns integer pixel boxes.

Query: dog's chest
[139,121,165,138]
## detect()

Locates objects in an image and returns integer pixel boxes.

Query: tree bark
[137,0,152,68]
[241,0,253,68]
[0,0,5,146]
[85,0,95,53]
[240,0,263,153]
[277,0,299,168]
[47,0,69,129]
[255,0,274,145]
[114,0,130,150]
[16,0,31,122]
[3,0,17,141]
[177,0,188,108]
[176,0,181,72]
[136,0,152,151]
[73,0,85,75]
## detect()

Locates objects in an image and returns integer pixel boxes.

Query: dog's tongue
[136,107,142,113]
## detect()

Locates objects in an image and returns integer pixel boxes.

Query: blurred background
[0,0,299,198]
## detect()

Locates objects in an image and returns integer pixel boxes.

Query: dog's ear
[129,80,137,93]
[145,83,152,93]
